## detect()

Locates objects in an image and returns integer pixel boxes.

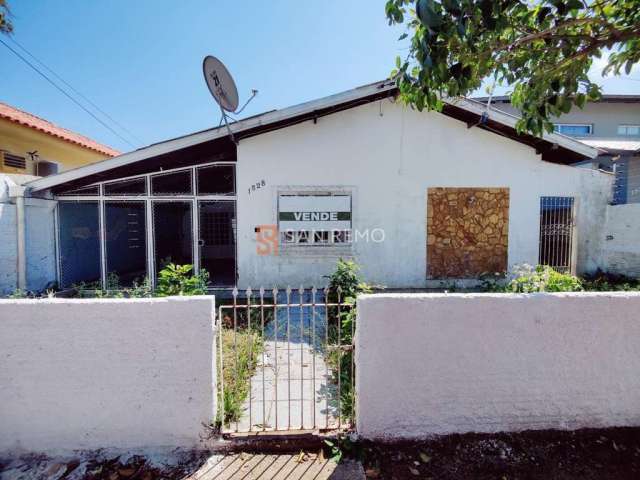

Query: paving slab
[186,453,365,480]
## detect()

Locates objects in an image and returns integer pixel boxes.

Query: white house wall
[236,100,612,288]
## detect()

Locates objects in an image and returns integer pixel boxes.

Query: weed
[155,263,209,296]
[219,327,264,426]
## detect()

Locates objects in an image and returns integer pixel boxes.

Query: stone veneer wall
[427,187,510,278]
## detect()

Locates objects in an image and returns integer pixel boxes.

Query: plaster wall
[0,296,216,452]
[356,293,640,439]
[601,203,640,277]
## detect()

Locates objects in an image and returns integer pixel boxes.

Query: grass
[219,327,264,427]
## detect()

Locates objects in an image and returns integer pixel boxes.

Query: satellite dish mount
[203,55,256,145]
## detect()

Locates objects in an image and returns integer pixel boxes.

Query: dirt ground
[357,427,640,480]
[2,427,639,479]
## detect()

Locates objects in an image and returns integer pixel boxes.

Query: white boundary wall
[0,296,216,453]
[601,203,640,278]
[356,292,640,440]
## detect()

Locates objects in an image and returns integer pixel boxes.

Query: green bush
[506,265,583,293]
[155,263,209,296]
[582,270,640,292]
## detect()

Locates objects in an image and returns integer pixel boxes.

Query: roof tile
[0,102,120,157]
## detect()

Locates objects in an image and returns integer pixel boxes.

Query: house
[474,95,640,204]
[1,80,617,294]
[0,102,119,293]
[0,101,119,176]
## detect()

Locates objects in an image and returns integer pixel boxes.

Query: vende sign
[278,194,351,229]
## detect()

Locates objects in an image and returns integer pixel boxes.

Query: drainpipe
[9,184,27,291]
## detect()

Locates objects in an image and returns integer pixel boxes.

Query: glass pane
[58,202,101,288]
[151,170,193,195]
[556,125,590,136]
[197,165,235,195]
[105,202,147,287]
[199,201,236,286]
[104,178,146,196]
[153,201,193,274]
[57,185,100,196]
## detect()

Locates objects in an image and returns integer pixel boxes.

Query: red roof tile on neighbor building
[0,102,120,157]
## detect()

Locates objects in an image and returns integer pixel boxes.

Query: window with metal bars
[538,196,575,273]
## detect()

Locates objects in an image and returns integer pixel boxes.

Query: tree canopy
[0,0,11,35]
[385,0,640,135]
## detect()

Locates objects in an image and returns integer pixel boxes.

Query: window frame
[553,123,593,137]
[617,125,640,136]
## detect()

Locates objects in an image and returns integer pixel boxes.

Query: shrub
[581,270,640,292]
[155,263,209,296]
[506,265,583,293]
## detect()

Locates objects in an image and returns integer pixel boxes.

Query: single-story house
[1,80,615,293]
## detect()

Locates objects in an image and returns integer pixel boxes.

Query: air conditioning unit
[36,160,59,177]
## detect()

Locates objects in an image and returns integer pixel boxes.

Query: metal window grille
[538,196,575,273]
[58,201,102,288]
[201,210,233,245]
[216,287,355,434]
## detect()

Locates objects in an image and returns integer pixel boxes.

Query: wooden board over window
[427,188,509,279]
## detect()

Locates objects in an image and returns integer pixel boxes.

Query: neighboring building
[7,80,615,295]
[474,95,640,204]
[0,102,119,177]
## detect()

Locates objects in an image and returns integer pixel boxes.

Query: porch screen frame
[54,161,237,289]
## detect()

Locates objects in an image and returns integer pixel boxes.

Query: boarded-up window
[427,188,509,279]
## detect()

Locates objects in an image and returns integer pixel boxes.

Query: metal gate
[216,286,355,434]
[539,196,576,273]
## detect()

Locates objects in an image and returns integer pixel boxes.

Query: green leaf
[416,0,442,29]
[419,452,432,463]
[536,6,551,25]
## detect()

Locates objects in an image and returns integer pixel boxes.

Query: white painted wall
[355,292,640,440]
[601,203,640,277]
[0,203,17,294]
[489,101,640,139]
[0,296,216,453]
[0,175,57,295]
[237,100,612,288]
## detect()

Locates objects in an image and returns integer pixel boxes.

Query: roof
[474,94,640,104]
[26,80,598,192]
[0,102,120,157]
[580,138,640,154]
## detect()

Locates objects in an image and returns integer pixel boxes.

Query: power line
[0,37,137,149]
[8,36,145,145]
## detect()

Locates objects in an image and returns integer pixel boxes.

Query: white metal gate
[216,286,354,434]
[539,196,576,273]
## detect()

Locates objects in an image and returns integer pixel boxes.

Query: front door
[198,200,236,286]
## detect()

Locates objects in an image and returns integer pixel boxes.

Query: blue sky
[1,0,639,153]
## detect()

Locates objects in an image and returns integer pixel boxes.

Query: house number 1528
[248,179,266,195]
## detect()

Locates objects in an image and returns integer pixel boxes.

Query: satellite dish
[203,55,239,112]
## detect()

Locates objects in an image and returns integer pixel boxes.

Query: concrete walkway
[234,340,339,432]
